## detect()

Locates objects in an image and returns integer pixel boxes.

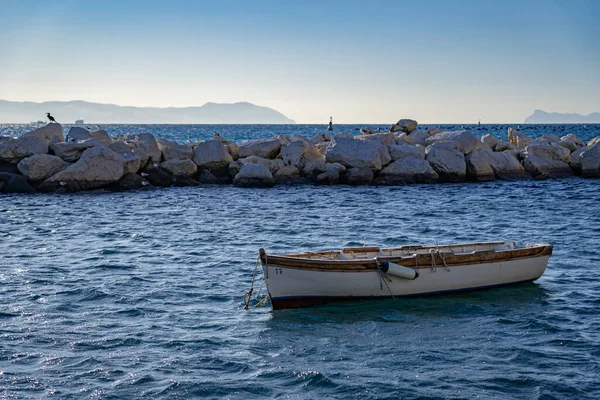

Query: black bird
[46,113,57,123]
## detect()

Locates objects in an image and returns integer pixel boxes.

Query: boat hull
[262,254,550,310]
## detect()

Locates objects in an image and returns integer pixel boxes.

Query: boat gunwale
[260,243,552,271]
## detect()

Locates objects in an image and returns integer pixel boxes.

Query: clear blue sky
[1,0,599,123]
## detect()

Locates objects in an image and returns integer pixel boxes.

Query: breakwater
[0,120,599,193]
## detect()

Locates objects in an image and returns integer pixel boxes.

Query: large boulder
[0,172,36,193]
[157,138,192,161]
[228,156,280,177]
[43,146,126,191]
[493,139,518,152]
[488,151,528,180]
[273,165,303,183]
[559,134,585,152]
[568,147,586,174]
[465,149,495,182]
[588,137,600,147]
[389,143,424,161]
[21,123,64,146]
[193,140,233,170]
[481,134,498,150]
[523,155,572,179]
[396,130,429,147]
[525,142,570,163]
[160,159,197,176]
[325,135,390,170]
[390,119,418,133]
[356,132,396,147]
[425,142,466,182]
[52,138,104,162]
[425,130,481,155]
[109,141,142,174]
[66,127,93,142]
[126,133,162,166]
[0,135,48,163]
[536,134,560,144]
[280,141,307,167]
[17,154,68,182]
[315,163,346,185]
[344,167,374,185]
[105,173,150,192]
[508,128,532,148]
[89,130,112,146]
[309,133,332,145]
[238,137,282,159]
[580,143,600,178]
[141,167,172,187]
[378,157,438,184]
[233,163,275,187]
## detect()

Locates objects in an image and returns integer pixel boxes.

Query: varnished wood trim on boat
[261,245,552,272]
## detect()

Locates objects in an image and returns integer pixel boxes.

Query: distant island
[0,100,296,124]
[525,109,600,124]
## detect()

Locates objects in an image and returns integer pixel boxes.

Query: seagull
[46,113,57,123]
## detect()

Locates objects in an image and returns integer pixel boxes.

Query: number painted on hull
[274,268,283,275]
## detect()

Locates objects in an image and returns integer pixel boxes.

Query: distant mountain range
[0,100,296,124]
[525,109,600,124]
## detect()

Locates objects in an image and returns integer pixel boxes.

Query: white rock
[425,130,481,155]
[588,137,600,147]
[233,163,275,187]
[193,139,233,169]
[17,154,68,181]
[325,135,390,171]
[425,142,466,182]
[559,134,584,152]
[508,128,532,148]
[160,159,197,176]
[389,144,424,161]
[238,137,282,159]
[45,146,126,190]
[157,138,192,161]
[379,157,438,184]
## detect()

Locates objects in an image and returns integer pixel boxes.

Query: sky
[1,0,599,123]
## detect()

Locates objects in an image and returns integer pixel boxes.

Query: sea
[1,124,600,399]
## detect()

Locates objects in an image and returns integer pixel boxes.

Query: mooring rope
[375,259,396,300]
[243,255,261,310]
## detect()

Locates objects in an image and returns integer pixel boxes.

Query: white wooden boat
[258,241,552,310]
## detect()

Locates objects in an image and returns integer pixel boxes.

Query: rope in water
[243,255,261,310]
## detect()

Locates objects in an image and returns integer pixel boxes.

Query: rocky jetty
[0,121,598,194]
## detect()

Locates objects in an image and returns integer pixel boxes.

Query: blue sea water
[1,124,600,399]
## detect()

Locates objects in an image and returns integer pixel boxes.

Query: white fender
[378,261,418,280]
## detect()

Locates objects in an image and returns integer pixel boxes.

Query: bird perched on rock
[46,113,57,123]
